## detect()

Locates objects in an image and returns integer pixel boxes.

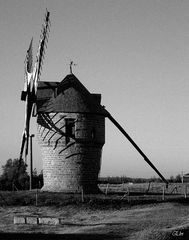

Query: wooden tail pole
[106,112,168,186]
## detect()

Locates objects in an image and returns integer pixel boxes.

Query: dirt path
[0,202,189,239]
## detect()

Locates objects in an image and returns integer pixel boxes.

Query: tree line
[98,174,182,184]
[0,158,183,191]
[0,158,43,191]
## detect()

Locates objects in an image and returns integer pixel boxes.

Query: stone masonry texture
[37,112,105,193]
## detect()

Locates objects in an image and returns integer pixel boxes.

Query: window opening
[65,118,75,144]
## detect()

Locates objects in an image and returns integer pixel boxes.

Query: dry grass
[0,184,189,239]
[0,202,189,239]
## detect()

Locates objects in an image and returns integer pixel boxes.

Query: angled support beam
[105,111,168,186]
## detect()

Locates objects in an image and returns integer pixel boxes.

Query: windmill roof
[36,81,59,99]
[36,74,106,115]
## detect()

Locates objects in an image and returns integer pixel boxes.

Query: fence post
[146,181,151,194]
[81,187,84,203]
[184,185,187,199]
[127,187,130,203]
[105,183,109,195]
[162,185,165,201]
[122,182,124,191]
[36,188,38,206]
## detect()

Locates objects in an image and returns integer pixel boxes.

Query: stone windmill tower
[35,73,106,192]
[19,11,168,193]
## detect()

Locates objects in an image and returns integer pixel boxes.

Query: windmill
[19,11,168,193]
[19,10,51,162]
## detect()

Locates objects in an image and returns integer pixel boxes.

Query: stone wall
[37,112,105,193]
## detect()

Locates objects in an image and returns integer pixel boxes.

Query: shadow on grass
[0,233,122,240]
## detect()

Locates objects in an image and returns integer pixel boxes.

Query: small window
[65,118,75,144]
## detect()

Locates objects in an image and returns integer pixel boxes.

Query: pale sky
[1,0,189,178]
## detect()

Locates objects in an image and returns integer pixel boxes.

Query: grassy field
[0,182,188,207]
[0,183,189,239]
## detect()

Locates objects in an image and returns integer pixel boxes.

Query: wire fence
[99,182,189,202]
[0,182,188,206]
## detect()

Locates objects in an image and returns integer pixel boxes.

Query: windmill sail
[33,10,50,95]
[26,38,33,73]
[19,38,33,161]
[19,10,50,161]
[21,38,33,101]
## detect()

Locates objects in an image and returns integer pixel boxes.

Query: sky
[1,0,189,179]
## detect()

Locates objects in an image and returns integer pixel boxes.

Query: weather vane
[69,61,77,74]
